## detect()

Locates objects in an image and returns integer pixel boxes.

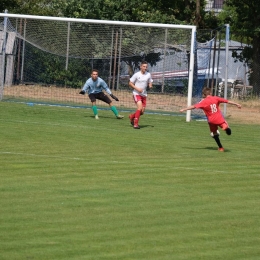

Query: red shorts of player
[133,94,147,107]
[208,121,229,133]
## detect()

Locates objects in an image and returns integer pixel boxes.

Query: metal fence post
[223,24,230,116]
[0,10,8,100]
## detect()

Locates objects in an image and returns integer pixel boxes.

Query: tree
[0,0,19,13]
[40,0,204,25]
[122,53,161,77]
[3,0,210,90]
[3,0,64,16]
[219,0,260,95]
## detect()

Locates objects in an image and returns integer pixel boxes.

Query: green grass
[0,101,259,260]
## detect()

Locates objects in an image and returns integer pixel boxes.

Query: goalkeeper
[79,69,124,119]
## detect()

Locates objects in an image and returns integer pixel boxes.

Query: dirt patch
[3,85,260,125]
[224,103,260,124]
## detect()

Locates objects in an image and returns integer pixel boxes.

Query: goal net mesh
[0,16,210,116]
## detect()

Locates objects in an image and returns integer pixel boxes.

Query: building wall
[205,0,224,12]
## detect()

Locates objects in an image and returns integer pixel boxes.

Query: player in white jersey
[128,61,153,129]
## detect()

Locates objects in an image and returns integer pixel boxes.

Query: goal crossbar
[0,13,196,30]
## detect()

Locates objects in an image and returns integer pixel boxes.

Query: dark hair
[141,61,148,65]
[91,69,99,74]
[202,87,212,97]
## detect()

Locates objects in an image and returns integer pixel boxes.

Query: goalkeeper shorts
[89,92,111,104]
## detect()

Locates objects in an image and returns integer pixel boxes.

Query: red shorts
[133,95,147,107]
[208,121,229,133]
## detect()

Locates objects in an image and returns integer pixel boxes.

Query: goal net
[0,13,199,119]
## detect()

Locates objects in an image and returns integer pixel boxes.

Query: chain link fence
[0,14,259,118]
[198,27,260,99]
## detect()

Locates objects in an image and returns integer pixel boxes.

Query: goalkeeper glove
[110,93,119,101]
[79,90,85,95]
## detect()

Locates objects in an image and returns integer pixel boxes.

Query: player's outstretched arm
[227,101,242,109]
[110,93,119,101]
[180,105,195,112]
[79,90,85,95]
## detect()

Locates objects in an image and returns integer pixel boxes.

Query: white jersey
[130,71,153,97]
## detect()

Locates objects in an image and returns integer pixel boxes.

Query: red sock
[129,113,135,119]
[134,110,141,124]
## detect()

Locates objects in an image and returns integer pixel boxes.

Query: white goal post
[0,13,196,121]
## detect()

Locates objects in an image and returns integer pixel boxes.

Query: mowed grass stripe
[0,102,260,259]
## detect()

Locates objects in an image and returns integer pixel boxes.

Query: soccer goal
[0,12,196,121]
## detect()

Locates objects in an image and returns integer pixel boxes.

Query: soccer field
[0,101,259,260]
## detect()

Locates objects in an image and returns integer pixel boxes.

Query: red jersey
[194,96,228,125]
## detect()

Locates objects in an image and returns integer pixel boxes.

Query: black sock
[226,128,232,135]
[213,135,223,148]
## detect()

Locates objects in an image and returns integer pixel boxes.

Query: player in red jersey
[180,87,242,151]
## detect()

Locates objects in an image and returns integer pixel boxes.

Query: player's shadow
[86,115,154,126]
[183,146,230,152]
[86,115,124,120]
[85,115,155,128]
[129,124,154,128]
[205,146,230,152]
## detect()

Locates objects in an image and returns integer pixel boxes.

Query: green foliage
[220,0,260,38]
[22,45,90,88]
[9,0,59,16]
[5,0,202,26]
[5,0,227,93]
[219,0,260,47]
[231,46,253,63]
[0,0,19,13]
[201,11,221,30]
[122,52,161,76]
[218,0,260,95]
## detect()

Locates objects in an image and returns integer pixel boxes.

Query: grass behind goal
[0,102,259,260]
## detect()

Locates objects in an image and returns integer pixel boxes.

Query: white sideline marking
[0,152,250,174]
[0,151,83,160]
[0,118,85,128]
